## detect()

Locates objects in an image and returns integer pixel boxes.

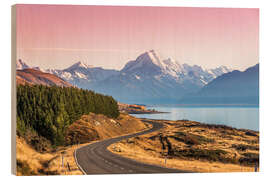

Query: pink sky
[16,4,259,70]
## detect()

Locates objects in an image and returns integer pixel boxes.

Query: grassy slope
[108,119,259,173]
[16,113,148,175]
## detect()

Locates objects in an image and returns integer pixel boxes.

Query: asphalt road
[75,120,190,174]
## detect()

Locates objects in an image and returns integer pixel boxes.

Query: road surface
[75,120,190,174]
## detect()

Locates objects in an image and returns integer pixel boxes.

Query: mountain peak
[66,61,93,70]
[121,50,165,74]
[16,59,30,70]
[146,50,164,67]
[74,61,88,68]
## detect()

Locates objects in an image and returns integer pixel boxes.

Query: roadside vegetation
[16,84,130,175]
[16,113,147,175]
[109,119,259,172]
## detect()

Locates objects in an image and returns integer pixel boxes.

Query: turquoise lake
[131,106,259,131]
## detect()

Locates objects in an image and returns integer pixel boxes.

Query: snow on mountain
[45,61,119,88]
[74,71,87,79]
[16,59,30,70]
[16,59,45,72]
[32,66,45,72]
[91,50,234,103]
[181,64,259,104]
[147,50,166,68]
[206,66,232,78]
[135,75,141,80]
[121,50,232,88]
[16,51,233,103]
[121,50,163,76]
[16,68,72,87]
[65,61,93,71]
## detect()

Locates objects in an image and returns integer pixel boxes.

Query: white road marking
[74,147,87,175]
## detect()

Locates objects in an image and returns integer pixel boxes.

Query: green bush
[174,148,229,162]
[171,131,214,145]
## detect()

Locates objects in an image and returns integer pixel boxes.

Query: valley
[15,50,259,175]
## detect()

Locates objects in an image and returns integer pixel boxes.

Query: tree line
[17,85,119,146]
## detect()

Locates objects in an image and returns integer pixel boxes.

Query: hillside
[16,113,148,175]
[65,113,148,144]
[17,85,119,146]
[109,119,259,172]
[181,64,259,104]
[16,68,72,87]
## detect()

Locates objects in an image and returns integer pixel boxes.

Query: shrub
[245,131,258,137]
[239,153,259,165]
[17,160,36,175]
[232,144,259,151]
[174,148,229,162]
[24,129,52,153]
[171,131,214,145]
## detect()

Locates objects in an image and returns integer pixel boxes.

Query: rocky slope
[16,68,72,87]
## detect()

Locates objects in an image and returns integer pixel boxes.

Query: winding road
[75,120,190,174]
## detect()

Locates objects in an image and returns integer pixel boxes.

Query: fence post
[67,162,71,172]
[255,163,258,172]
[61,151,65,174]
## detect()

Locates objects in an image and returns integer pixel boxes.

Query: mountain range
[16,68,72,87]
[16,50,258,104]
[181,64,259,104]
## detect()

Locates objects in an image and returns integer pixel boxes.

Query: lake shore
[131,106,259,131]
[129,111,168,114]
[118,102,168,114]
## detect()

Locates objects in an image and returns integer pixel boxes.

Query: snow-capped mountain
[45,61,119,88]
[16,68,72,87]
[16,59,30,70]
[16,50,232,103]
[121,50,231,87]
[181,64,259,104]
[88,50,232,103]
[206,66,232,79]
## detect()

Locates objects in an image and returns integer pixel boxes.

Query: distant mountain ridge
[16,50,234,103]
[16,59,30,70]
[95,50,232,103]
[46,61,119,89]
[180,64,259,105]
[16,68,72,87]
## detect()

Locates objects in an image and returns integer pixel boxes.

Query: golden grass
[17,113,259,175]
[108,119,259,173]
[65,113,147,144]
[16,113,149,175]
[16,135,85,175]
